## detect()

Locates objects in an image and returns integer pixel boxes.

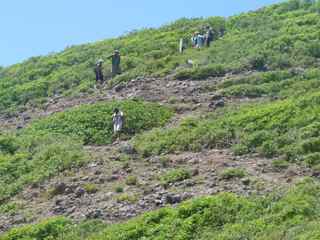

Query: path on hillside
[0,73,310,233]
[0,73,257,130]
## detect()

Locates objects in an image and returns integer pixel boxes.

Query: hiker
[179,38,186,53]
[108,50,121,77]
[112,108,124,138]
[196,32,205,49]
[205,27,214,47]
[191,32,198,48]
[94,59,104,84]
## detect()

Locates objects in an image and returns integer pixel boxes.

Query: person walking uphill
[112,108,124,140]
[94,59,104,84]
[108,50,121,77]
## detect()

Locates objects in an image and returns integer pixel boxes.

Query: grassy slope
[2,179,320,240]
[0,17,225,113]
[133,1,320,168]
[1,1,319,114]
[0,100,172,202]
[1,0,320,238]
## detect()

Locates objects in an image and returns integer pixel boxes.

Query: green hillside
[2,0,320,238]
[0,0,319,114]
[2,179,320,240]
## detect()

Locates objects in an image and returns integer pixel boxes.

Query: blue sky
[0,0,283,66]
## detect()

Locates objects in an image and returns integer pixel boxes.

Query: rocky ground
[0,73,310,233]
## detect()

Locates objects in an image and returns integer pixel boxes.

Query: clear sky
[0,0,284,67]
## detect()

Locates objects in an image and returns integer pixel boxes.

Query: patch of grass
[0,202,22,215]
[125,176,138,186]
[114,186,124,193]
[115,193,139,204]
[133,91,320,166]
[83,183,99,194]
[174,64,227,80]
[160,168,191,187]
[0,133,87,202]
[272,159,290,170]
[26,100,173,145]
[220,168,246,180]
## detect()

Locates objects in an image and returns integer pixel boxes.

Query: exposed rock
[86,209,103,219]
[119,143,136,155]
[75,187,86,198]
[52,182,67,195]
[241,178,251,186]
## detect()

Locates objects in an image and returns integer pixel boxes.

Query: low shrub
[220,168,246,180]
[83,183,99,194]
[160,168,191,187]
[125,176,138,186]
[26,100,173,145]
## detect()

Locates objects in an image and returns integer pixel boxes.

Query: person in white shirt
[112,108,124,138]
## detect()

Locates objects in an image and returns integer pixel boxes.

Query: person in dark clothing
[205,27,214,47]
[108,50,121,77]
[94,59,104,84]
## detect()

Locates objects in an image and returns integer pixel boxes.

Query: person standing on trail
[196,32,205,49]
[191,32,198,48]
[112,108,124,138]
[94,59,104,84]
[179,38,186,53]
[108,50,121,77]
[205,27,214,47]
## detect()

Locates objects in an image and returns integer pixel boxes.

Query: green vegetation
[114,186,124,193]
[115,193,139,204]
[4,179,320,240]
[272,159,290,170]
[0,100,171,201]
[0,218,106,240]
[159,168,191,187]
[0,17,225,114]
[26,100,173,145]
[220,168,247,180]
[134,91,320,164]
[218,69,320,99]
[0,133,86,202]
[125,175,138,186]
[1,0,320,114]
[3,0,320,238]
[83,183,99,194]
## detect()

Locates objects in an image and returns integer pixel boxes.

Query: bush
[115,186,124,193]
[160,168,191,187]
[272,159,290,170]
[116,193,139,203]
[26,100,173,145]
[0,133,87,201]
[220,168,246,180]
[0,217,71,240]
[83,183,99,194]
[125,176,138,186]
[174,64,227,80]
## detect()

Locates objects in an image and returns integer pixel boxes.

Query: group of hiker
[191,26,214,48]
[180,26,215,53]
[96,26,216,135]
[93,51,124,136]
[94,50,121,85]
